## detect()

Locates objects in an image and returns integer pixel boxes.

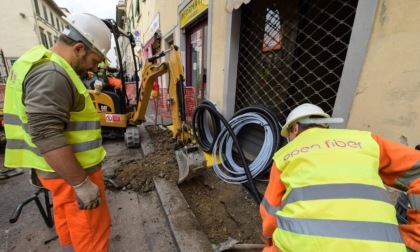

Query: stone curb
[154,177,213,252]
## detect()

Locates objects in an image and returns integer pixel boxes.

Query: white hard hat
[62,13,111,58]
[281,103,343,138]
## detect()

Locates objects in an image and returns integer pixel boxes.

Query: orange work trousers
[38,169,111,252]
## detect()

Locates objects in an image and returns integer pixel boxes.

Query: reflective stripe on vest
[4,113,100,132]
[3,45,105,172]
[261,197,280,216]
[261,184,390,216]
[280,183,391,209]
[271,128,405,251]
[277,184,400,243]
[277,216,403,243]
[6,138,103,155]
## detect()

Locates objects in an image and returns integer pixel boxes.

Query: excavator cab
[81,18,141,147]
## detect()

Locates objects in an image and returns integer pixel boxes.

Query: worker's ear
[73,42,86,57]
[293,123,300,135]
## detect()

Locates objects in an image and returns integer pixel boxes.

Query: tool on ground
[44,235,58,245]
[212,237,266,252]
[104,178,122,189]
[0,168,23,180]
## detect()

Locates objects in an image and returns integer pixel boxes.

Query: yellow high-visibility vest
[4,45,106,172]
[271,128,405,251]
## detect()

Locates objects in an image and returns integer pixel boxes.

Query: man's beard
[72,53,89,76]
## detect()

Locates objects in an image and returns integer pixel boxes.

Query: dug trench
[104,125,404,248]
[105,125,265,246]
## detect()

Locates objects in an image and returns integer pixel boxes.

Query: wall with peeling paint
[347,0,420,147]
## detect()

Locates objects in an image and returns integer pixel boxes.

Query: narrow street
[0,104,211,252]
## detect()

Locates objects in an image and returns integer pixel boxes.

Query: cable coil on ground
[192,102,284,202]
[213,113,273,183]
[192,100,222,152]
[192,101,261,202]
[214,106,283,184]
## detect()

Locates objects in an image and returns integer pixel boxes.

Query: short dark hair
[58,34,93,53]
[287,122,327,136]
[298,123,327,131]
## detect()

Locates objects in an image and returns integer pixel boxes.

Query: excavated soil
[107,125,405,247]
[109,125,264,245]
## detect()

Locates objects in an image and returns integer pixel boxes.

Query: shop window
[186,21,208,104]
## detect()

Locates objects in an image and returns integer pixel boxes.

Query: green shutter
[136,0,140,15]
[34,0,40,15]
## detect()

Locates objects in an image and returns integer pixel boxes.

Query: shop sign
[149,13,160,38]
[133,30,142,47]
[180,0,208,28]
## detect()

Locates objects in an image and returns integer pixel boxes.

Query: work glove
[72,176,101,210]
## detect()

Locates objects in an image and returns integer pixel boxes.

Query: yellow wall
[347,0,420,146]
[138,0,182,44]
[207,0,228,108]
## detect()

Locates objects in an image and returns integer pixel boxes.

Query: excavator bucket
[175,145,207,184]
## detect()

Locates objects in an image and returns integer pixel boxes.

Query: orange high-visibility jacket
[260,127,420,251]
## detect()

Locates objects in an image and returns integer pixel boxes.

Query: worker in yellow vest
[3,13,112,252]
[96,59,122,90]
[260,103,420,252]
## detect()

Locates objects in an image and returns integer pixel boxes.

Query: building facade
[0,0,67,82]
[116,0,420,147]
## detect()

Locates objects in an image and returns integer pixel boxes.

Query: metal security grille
[235,0,359,123]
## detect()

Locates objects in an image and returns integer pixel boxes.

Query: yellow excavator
[85,19,206,183]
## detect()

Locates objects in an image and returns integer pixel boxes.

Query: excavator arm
[130,61,167,124]
[130,45,189,145]
[130,45,207,184]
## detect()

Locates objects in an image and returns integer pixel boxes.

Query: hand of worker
[72,176,101,210]
[261,235,272,246]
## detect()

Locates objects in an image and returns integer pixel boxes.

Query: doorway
[186,20,208,105]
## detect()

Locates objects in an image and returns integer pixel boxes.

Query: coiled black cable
[231,105,283,175]
[192,100,222,152]
[192,102,284,203]
[192,101,262,203]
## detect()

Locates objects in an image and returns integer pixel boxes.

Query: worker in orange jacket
[260,103,420,252]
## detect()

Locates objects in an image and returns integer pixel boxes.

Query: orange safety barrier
[152,87,197,123]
